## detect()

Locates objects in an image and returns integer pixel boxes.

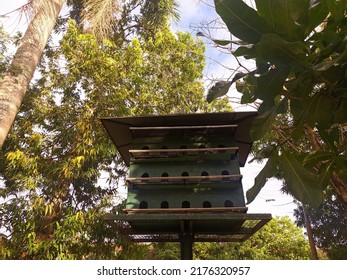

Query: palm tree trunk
[0,0,65,148]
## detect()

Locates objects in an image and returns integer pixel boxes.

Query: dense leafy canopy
[294,189,347,260]
[208,0,347,207]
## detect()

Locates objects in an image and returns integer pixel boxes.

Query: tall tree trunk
[302,204,318,260]
[0,0,65,148]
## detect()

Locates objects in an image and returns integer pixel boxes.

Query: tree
[145,217,312,260]
[0,11,230,258]
[206,0,347,207]
[294,188,347,259]
[0,0,180,148]
[0,0,65,148]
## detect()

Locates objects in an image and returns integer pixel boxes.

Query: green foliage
[148,216,311,260]
[214,0,272,44]
[209,0,347,207]
[280,151,322,207]
[0,12,230,259]
[246,153,277,204]
[0,25,21,80]
[294,189,347,260]
[139,0,181,28]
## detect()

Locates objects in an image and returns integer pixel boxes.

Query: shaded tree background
[294,189,347,260]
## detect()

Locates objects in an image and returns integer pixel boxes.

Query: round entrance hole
[182,201,190,208]
[139,201,148,209]
[161,201,169,208]
[224,200,233,207]
[203,201,212,208]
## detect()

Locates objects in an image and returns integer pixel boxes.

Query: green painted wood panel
[129,160,241,178]
[125,184,246,209]
[125,131,246,210]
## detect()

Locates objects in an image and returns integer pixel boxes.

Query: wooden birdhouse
[101,112,271,259]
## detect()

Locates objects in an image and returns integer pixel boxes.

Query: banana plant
[208,0,347,207]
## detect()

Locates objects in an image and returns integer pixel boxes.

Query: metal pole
[180,233,194,260]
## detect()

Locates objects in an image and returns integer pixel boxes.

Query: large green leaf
[320,66,345,85]
[207,81,232,103]
[255,67,289,101]
[303,151,337,188]
[234,64,272,103]
[233,45,257,59]
[327,0,346,20]
[250,98,287,140]
[248,144,276,163]
[246,155,278,204]
[255,0,309,41]
[336,156,347,183]
[254,0,276,29]
[318,158,336,188]
[256,33,309,72]
[288,76,314,122]
[196,31,244,47]
[333,96,347,124]
[238,87,257,104]
[303,151,336,168]
[214,0,272,44]
[207,72,250,103]
[337,167,347,184]
[250,111,276,141]
[280,151,322,207]
[306,0,329,36]
[305,90,337,128]
[317,126,340,153]
[313,49,347,71]
[335,155,347,171]
[258,94,288,115]
[236,74,258,103]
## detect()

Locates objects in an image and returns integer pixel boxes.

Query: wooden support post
[180,233,194,260]
[180,220,194,260]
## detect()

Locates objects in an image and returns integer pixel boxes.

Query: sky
[0,0,297,218]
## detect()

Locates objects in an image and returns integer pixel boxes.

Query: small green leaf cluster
[0,25,21,81]
[208,0,347,207]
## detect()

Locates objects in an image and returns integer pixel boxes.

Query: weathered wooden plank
[105,212,272,221]
[130,147,239,154]
[123,207,248,213]
[127,174,242,182]
[130,124,238,130]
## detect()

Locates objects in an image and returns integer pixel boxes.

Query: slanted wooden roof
[100,111,257,167]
